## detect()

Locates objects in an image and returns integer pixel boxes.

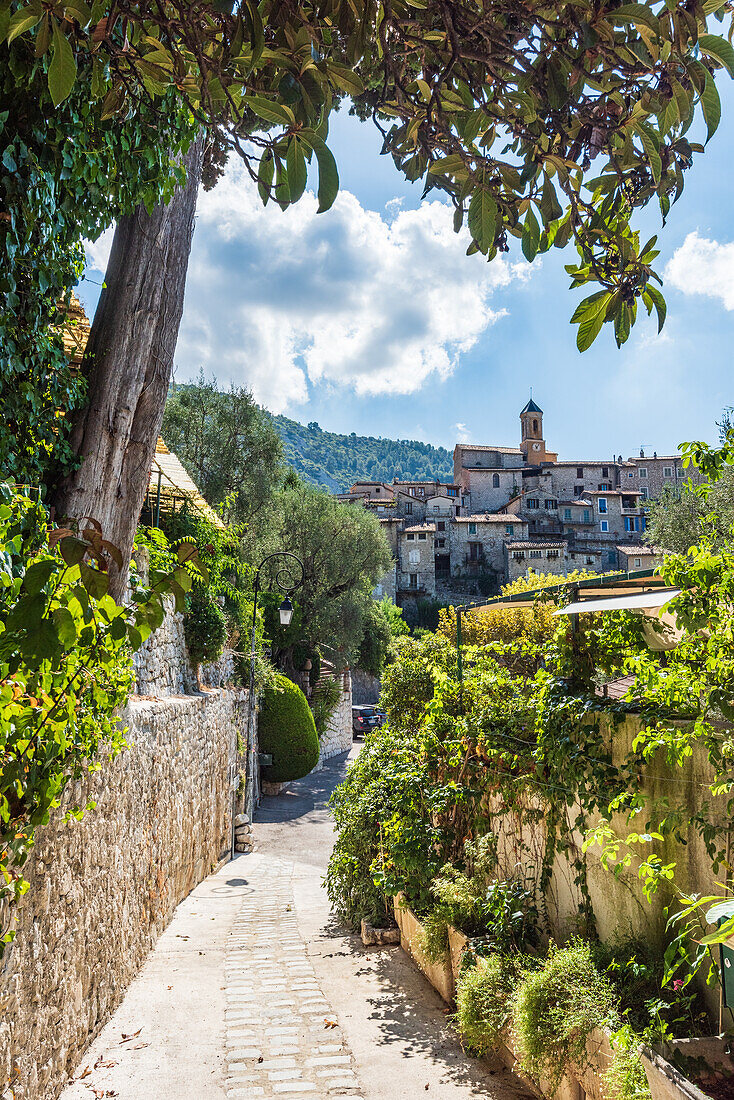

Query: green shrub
[513,939,618,1092]
[259,674,320,783]
[310,676,341,737]
[604,1025,651,1100]
[326,720,437,929]
[184,586,227,666]
[455,953,529,1055]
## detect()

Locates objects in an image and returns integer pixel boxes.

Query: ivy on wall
[0,484,205,951]
[0,43,191,484]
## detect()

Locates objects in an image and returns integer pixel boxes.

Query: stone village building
[339,398,698,607]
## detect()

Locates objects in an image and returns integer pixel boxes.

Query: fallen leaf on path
[78,1066,92,1080]
[93,1057,117,1069]
[132,1044,149,1050]
[323,1019,338,1029]
[119,1029,142,1044]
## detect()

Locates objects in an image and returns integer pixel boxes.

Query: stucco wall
[488,713,728,1018]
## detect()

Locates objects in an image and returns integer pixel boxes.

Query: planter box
[391,896,615,1100]
[641,1037,734,1100]
[393,894,454,1004]
[447,925,470,988]
[492,1026,610,1100]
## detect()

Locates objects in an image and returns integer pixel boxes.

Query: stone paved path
[60,749,526,1100]
[224,856,362,1099]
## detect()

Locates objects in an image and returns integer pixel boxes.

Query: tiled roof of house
[558,498,593,507]
[402,523,436,533]
[148,438,225,530]
[584,489,639,497]
[616,544,659,555]
[539,460,618,468]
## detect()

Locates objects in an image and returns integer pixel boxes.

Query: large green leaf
[48,21,77,107]
[698,34,734,78]
[467,189,497,252]
[700,70,721,142]
[610,4,661,35]
[521,208,540,262]
[327,62,364,97]
[574,291,611,351]
[244,95,295,127]
[644,283,667,332]
[286,137,307,203]
[304,135,339,213]
[7,6,41,43]
[79,560,109,600]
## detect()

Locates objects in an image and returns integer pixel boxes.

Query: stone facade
[397,525,436,598]
[342,401,696,595]
[318,670,353,763]
[0,690,246,1100]
[351,667,381,705]
[0,563,253,1100]
[451,514,529,580]
[504,540,567,583]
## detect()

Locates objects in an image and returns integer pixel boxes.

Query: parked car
[352,705,386,738]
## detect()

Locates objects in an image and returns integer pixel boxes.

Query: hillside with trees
[271,414,454,492]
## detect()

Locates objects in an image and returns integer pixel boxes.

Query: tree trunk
[52,134,206,600]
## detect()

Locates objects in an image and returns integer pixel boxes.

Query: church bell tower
[520,398,557,464]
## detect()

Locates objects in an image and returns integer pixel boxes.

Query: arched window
[492,473,500,488]
[533,418,538,432]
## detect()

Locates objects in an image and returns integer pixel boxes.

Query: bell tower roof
[520,398,543,415]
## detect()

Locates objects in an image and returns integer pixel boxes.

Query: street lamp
[242,552,304,832]
[279,596,294,626]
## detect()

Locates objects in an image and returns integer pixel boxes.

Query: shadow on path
[255,749,352,823]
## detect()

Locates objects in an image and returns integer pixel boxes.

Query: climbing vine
[0,484,206,950]
[0,43,192,483]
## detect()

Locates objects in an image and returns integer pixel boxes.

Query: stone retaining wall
[319,670,353,763]
[132,595,236,696]
[0,690,245,1100]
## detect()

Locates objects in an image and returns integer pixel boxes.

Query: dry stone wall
[0,582,248,1100]
[318,671,353,763]
[132,596,236,696]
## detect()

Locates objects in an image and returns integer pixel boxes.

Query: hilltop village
[338,399,702,602]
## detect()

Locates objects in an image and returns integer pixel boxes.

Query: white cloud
[454,421,472,443]
[665,231,734,311]
[84,159,529,414]
[84,225,115,276]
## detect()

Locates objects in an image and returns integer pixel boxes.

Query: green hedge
[259,674,320,783]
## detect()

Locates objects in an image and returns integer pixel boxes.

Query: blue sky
[80,83,734,462]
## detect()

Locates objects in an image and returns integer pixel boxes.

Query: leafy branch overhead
[4,0,734,347]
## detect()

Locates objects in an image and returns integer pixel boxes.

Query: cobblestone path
[225,857,362,1100]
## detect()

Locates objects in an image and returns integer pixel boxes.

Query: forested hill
[270,414,454,492]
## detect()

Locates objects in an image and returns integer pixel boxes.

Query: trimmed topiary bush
[259,673,320,783]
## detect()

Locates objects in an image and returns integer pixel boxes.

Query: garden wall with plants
[497,711,730,970]
[0,512,251,1100]
[318,670,353,764]
[328,555,734,1100]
